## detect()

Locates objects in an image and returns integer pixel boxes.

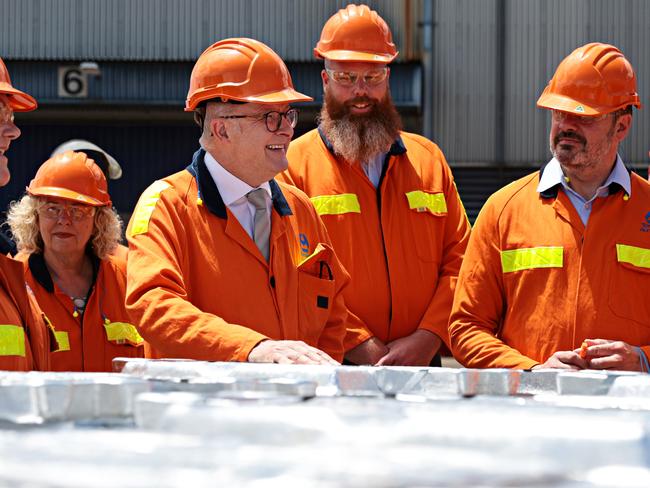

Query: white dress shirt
[204,151,272,239]
[537,154,631,226]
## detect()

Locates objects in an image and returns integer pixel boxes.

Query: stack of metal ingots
[1,360,650,487]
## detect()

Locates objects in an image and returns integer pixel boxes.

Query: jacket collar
[29,251,100,293]
[537,158,631,200]
[317,126,407,159]
[0,228,16,256]
[185,148,293,219]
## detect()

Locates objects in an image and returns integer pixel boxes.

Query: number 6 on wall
[58,66,88,98]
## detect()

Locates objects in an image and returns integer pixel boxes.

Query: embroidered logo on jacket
[298,233,310,257]
[641,212,650,232]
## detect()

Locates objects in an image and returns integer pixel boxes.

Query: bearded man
[278,4,471,366]
[449,43,650,372]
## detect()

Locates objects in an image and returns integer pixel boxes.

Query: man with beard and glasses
[278,4,471,366]
[450,43,650,372]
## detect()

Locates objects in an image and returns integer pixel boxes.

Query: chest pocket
[104,321,144,347]
[609,244,650,326]
[53,331,71,352]
[310,194,361,216]
[405,190,447,262]
[296,244,336,340]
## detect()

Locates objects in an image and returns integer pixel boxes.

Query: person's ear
[212,119,229,141]
[321,69,329,92]
[614,113,632,142]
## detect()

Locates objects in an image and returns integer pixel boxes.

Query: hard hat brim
[185,87,313,111]
[537,89,642,115]
[28,186,109,207]
[315,49,398,64]
[0,82,37,112]
[537,92,609,116]
[251,87,314,104]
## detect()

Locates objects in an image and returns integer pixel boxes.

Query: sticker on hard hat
[574,105,585,113]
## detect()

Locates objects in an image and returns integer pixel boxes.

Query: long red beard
[318,90,402,164]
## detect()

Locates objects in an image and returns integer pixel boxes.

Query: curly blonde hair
[7,195,123,260]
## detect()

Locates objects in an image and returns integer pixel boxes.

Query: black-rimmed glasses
[217,108,299,132]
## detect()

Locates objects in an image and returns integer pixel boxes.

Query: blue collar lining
[185,148,293,219]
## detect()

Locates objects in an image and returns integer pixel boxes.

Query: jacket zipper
[376,154,393,341]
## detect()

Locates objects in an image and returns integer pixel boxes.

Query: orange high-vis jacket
[279,129,470,350]
[449,169,650,369]
[125,149,351,362]
[0,253,52,371]
[17,252,143,372]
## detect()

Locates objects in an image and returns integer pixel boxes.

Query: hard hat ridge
[185,37,312,111]
[537,42,641,116]
[314,4,398,64]
[27,151,111,207]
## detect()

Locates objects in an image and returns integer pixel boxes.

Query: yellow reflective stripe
[310,194,360,216]
[104,322,143,345]
[405,191,447,214]
[501,246,563,273]
[54,331,70,352]
[129,180,171,237]
[0,325,26,357]
[616,244,650,269]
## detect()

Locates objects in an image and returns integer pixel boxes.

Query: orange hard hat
[0,57,37,112]
[537,42,641,116]
[185,38,313,111]
[27,151,111,206]
[314,4,398,64]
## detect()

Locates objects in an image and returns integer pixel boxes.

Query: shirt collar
[203,150,272,205]
[185,148,292,219]
[537,154,631,198]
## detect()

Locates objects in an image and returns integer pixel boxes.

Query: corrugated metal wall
[429,0,650,167]
[0,0,422,61]
[430,0,498,165]
[6,0,646,165]
[504,0,649,165]
[5,61,421,106]
[2,0,649,221]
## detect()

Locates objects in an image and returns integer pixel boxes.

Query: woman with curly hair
[49,139,128,261]
[8,151,143,371]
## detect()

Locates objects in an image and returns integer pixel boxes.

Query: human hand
[248,340,339,365]
[532,350,588,370]
[576,339,645,372]
[375,329,441,366]
[344,336,389,365]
